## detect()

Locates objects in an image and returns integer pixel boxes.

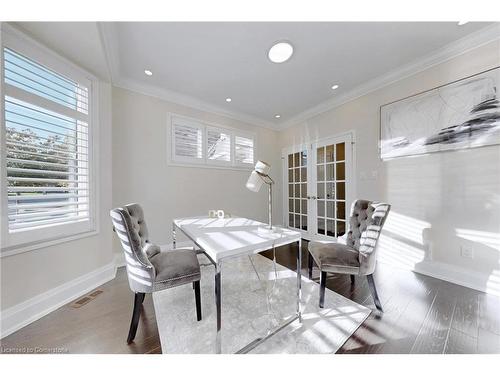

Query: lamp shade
[246,170,263,192]
[254,160,271,175]
[246,160,271,192]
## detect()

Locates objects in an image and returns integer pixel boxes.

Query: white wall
[112,87,282,251]
[0,82,114,319]
[279,40,500,295]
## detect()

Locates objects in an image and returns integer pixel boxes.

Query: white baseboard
[379,258,496,296]
[0,259,118,339]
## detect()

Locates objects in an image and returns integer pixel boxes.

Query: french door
[283,133,353,241]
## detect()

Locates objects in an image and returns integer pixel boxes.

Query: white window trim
[0,23,100,255]
[167,112,256,171]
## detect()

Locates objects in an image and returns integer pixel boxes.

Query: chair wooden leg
[308,252,314,279]
[194,280,202,321]
[350,275,355,284]
[366,274,383,312]
[319,271,327,308]
[127,292,145,344]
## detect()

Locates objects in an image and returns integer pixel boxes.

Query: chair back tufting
[110,203,160,293]
[346,199,391,275]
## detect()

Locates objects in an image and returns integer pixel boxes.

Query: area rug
[152,253,371,354]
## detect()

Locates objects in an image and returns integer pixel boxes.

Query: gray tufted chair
[110,203,202,344]
[308,199,391,311]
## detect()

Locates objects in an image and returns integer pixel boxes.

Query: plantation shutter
[207,127,231,163]
[3,47,91,232]
[235,135,254,165]
[172,118,203,162]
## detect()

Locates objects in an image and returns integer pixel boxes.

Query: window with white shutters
[172,118,204,163]
[169,114,255,169]
[207,127,231,163]
[234,135,254,165]
[1,32,96,250]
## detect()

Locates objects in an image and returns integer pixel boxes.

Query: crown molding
[113,77,279,130]
[98,22,500,133]
[278,23,500,130]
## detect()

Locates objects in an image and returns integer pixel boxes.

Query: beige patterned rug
[153,253,370,354]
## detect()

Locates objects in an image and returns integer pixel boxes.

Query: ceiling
[13,21,498,129]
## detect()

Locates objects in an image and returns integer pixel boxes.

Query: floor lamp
[246,160,275,231]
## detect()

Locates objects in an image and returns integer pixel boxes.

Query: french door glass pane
[336,182,345,200]
[317,183,325,199]
[327,220,335,236]
[301,167,307,182]
[317,165,324,181]
[317,200,325,217]
[317,147,324,163]
[337,220,346,236]
[326,201,334,218]
[301,151,307,166]
[326,164,335,180]
[318,218,325,235]
[295,199,300,213]
[294,214,300,229]
[326,182,334,199]
[301,200,307,215]
[336,162,345,180]
[300,183,307,198]
[337,201,346,220]
[325,145,334,162]
[336,143,345,161]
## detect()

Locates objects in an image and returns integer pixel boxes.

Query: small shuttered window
[235,135,254,165]
[1,35,95,250]
[207,127,231,163]
[170,114,255,169]
[172,118,204,163]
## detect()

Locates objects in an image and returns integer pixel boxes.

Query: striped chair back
[346,199,391,275]
[110,204,160,293]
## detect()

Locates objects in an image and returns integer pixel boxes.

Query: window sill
[0,230,100,258]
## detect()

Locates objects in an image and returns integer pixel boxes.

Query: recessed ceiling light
[275,114,281,119]
[268,42,294,63]
[457,21,469,26]
[225,97,232,102]
[331,84,339,90]
[144,69,153,76]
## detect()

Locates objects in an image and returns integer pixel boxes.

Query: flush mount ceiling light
[274,114,281,119]
[268,42,294,63]
[225,97,232,102]
[331,84,339,90]
[144,69,153,76]
[457,21,469,25]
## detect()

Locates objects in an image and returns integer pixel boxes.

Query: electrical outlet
[460,246,474,259]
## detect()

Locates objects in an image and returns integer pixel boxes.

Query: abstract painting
[380,67,500,159]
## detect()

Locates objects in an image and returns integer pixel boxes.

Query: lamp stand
[268,182,272,230]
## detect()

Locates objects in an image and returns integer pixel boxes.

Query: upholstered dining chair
[110,203,202,344]
[308,199,391,311]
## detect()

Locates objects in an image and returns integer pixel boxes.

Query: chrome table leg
[172,222,176,249]
[215,262,222,354]
[297,239,302,322]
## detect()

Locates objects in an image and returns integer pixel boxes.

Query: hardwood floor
[2,241,500,354]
